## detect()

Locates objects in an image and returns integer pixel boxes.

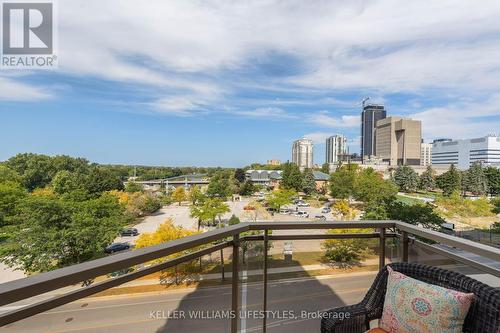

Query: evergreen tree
[302,169,317,194]
[392,165,419,192]
[419,165,436,191]
[462,162,488,196]
[281,162,303,191]
[234,168,246,184]
[484,166,500,196]
[321,163,330,174]
[436,164,461,196]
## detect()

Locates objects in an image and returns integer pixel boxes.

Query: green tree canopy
[436,164,461,196]
[281,162,303,191]
[207,171,232,199]
[329,164,358,199]
[419,166,436,191]
[234,168,246,183]
[1,193,126,272]
[462,162,488,196]
[354,168,397,204]
[392,165,419,192]
[266,189,296,211]
[301,169,317,195]
[485,167,500,196]
[239,180,255,196]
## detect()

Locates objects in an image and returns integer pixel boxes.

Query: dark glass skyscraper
[361,104,386,161]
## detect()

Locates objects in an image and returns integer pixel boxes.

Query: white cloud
[4,0,500,122]
[232,107,295,119]
[308,111,360,128]
[0,77,53,101]
[410,94,500,139]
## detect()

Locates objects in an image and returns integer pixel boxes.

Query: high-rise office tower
[361,104,386,162]
[325,135,347,164]
[421,142,432,166]
[375,117,422,166]
[292,137,313,171]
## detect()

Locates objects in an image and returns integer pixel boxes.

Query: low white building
[432,135,500,170]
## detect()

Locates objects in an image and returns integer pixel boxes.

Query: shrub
[322,228,374,265]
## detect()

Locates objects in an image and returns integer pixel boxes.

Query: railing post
[221,248,225,281]
[379,227,386,269]
[231,234,239,333]
[262,229,268,333]
[402,231,409,263]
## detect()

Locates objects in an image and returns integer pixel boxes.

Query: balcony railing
[0,220,499,332]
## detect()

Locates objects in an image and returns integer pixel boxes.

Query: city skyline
[2,1,500,166]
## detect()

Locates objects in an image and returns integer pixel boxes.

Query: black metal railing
[0,220,499,332]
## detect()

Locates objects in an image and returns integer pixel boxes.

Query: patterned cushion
[379,266,474,333]
[365,329,389,333]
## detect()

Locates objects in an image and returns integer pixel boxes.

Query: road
[0,272,377,333]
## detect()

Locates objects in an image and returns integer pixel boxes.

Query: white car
[294,211,309,218]
[297,201,310,207]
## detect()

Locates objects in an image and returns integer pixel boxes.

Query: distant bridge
[128,174,210,189]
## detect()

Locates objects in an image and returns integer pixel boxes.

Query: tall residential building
[375,116,422,166]
[432,135,500,170]
[325,135,347,164]
[421,142,433,166]
[292,137,313,171]
[361,104,386,161]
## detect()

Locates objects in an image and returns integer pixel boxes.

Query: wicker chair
[320,262,500,333]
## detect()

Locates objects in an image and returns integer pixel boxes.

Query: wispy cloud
[231,107,296,119]
[0,77,53,101]
[307,111,360,128]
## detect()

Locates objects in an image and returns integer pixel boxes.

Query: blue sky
[1,1,500,167]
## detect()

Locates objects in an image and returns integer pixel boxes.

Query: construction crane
[360,96,370,108]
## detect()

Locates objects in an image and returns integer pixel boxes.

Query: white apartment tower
[292,137,314,171]
[421,143,432,166]
[326,135,347,164]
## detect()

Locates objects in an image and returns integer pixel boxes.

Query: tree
[0,182,27,232]
[83,167,124,195]
[0,165,22,184]
[322,229,374,265]
[206,172,232,199]
[239,180,255,196]
[419,166,436,191]
[189,198,230,230]
[436,164,461,196]
[387,201,445,230]
[135,219,200,284]
[187,186,204,205]
[492,196,500,214]
[172,187,187,206]
[124,181,143,193]
[354,168,397,205]
[302,169,317,195]
[1,193,126,272]
[392,165,419,192]
[321,163,330,174]
[462,162,488,196]
[332,200,355,220]
[266,189,296,211]
[51,170,82,195]
[234,168,246,184]
[243,200,270,222]
[485,167,500,196]
[329,164,358,199]
[6,153,55,191]
[281,162,303,191]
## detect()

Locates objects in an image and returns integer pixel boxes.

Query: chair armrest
[320,303,370,333]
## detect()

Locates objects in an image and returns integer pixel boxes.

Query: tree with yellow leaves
[135,219,201,285]
[332,199,355,220]
[171,187,187,206]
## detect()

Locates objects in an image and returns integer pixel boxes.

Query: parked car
[321,207,331,213]
[314,214,327,220]
[280,208,291,214]
[294,211,309,218]
[297,201,310,207]
[120,228,139,236]
[105,242,131,254]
